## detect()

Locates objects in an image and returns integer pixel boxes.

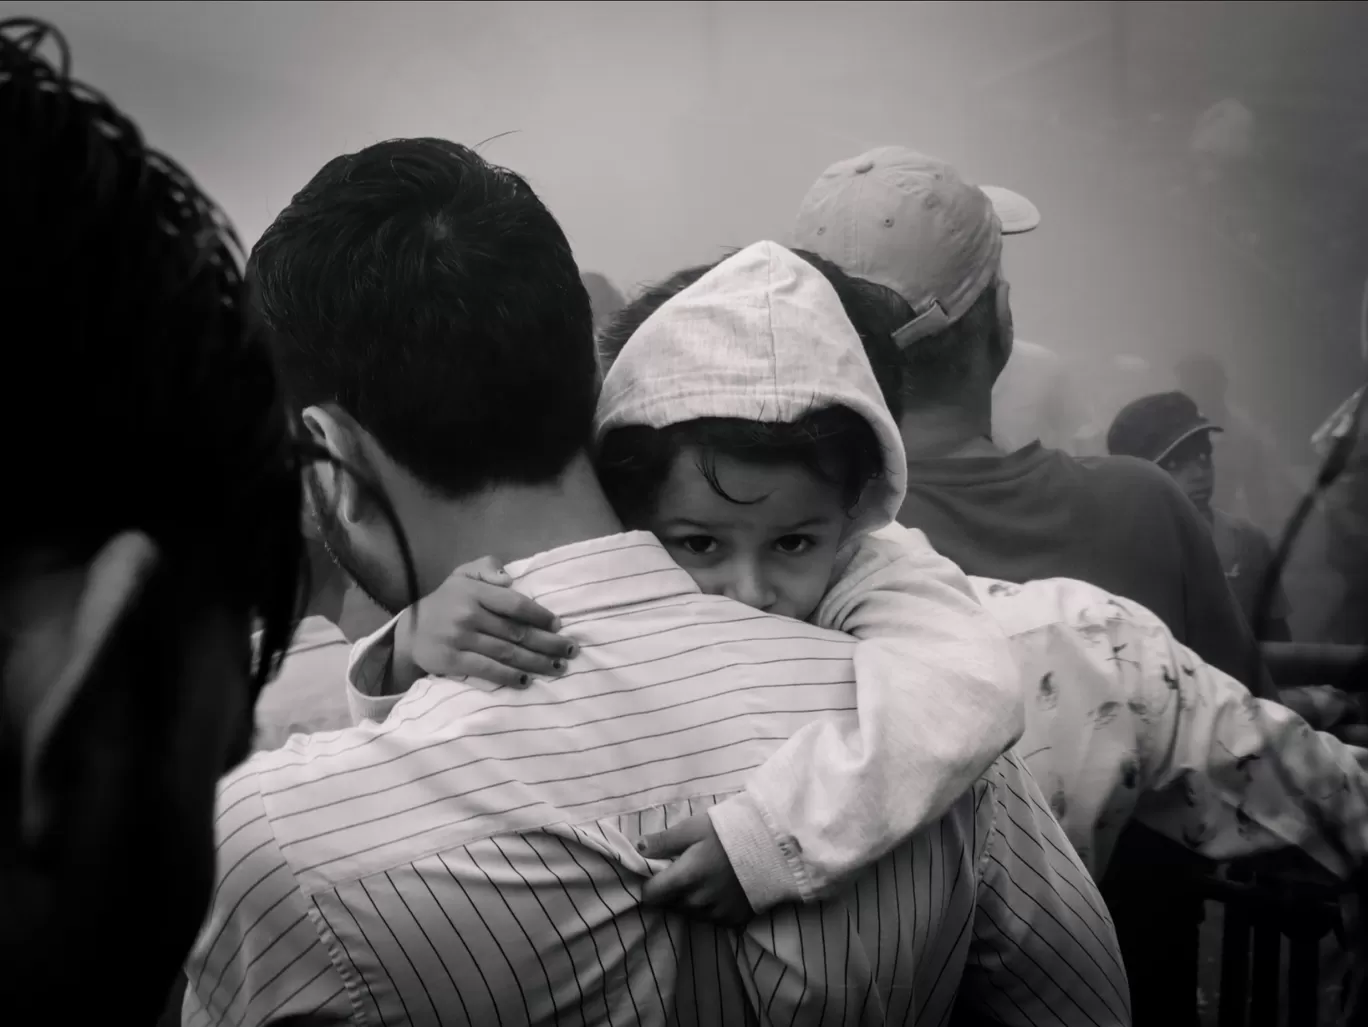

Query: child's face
[645,446,848,621]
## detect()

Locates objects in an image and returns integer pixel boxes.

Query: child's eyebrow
[779,517,837,532]
[659,517,718,530]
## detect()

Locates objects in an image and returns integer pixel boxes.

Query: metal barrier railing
[1199,864,1343,1026]
[1261,643,1368,689]
[1203,642,1365,1025]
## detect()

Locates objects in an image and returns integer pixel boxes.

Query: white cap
[794,146,1039,349]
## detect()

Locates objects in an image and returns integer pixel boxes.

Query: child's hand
[398,556,575,690]
[637,815,755,927]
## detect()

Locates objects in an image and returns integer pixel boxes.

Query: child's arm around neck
[708,523,1025,911]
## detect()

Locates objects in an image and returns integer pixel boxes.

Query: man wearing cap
[1108,390,1291,640]
[1176,353,1302,541]
[795,146,1276,1027]
[1106,393,1368,737]
[794,146,1272,693]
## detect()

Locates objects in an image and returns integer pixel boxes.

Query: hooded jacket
[594,241,1023,910]
[597,240,907,544]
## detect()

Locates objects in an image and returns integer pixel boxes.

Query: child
[353,241,1025,922]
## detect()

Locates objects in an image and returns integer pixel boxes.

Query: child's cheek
[683,565,729,598]
[792,565,839,624]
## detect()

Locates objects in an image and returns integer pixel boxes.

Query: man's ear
[301,404,377,528]
[19,531,160,848]
[988,280,1015,378]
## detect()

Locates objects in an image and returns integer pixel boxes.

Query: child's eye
[675,535,719,556]
[774,535,816,555]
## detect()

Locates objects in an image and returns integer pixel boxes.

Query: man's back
[899,443,1268,692]
[186,533,1126,1026]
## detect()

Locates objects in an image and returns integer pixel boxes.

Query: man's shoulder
[233,714,400,828]
[217,715,437,893]
[1076,451,1187,500]
[210,758,292,887]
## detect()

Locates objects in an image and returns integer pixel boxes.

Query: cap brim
[980,185,1041,235]
[1153,422,1223,464]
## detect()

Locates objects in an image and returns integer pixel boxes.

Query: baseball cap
[1106,391,1223,464]
[794,146,1040,349]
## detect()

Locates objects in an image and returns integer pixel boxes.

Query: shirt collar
[346,532,701,722]
[504,530,700,621]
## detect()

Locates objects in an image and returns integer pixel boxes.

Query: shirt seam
[304,898,372,1025]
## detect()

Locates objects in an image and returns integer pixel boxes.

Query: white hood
[594,240,907,541]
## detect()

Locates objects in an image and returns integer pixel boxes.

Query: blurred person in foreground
[1108,391,1291,640]
[0,18,305,1020]
[793,145,1273,1027]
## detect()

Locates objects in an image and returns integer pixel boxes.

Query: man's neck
[303,544,348,623]
[411,453,625,591]
[899,406,1004,461]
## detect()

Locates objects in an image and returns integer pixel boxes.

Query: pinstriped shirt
[184,532,1128,1027]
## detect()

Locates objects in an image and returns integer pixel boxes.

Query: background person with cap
[792,145,1272,697]
[1107,393,1368,745]
[1176,353,1303,542]
[1107,390,1291,641]
[793,145,1277,1027]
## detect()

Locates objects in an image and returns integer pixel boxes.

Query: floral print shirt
[973,573,1368,878]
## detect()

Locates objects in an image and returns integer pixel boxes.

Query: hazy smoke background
[26,0,1368,458]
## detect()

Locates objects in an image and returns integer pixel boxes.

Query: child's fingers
[477,583,564,635]
[459,555,512,586]
[439,651,536,691]
[473,615,574,661]
[476,613,573,661]
[638,815,712,859]
[640,846,711,908]
[458,621,566,678]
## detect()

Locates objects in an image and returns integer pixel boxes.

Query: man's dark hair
[249,137,598,498]
[854,280,1003,406]
[594,249,895,525]
[0,19,303,690]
